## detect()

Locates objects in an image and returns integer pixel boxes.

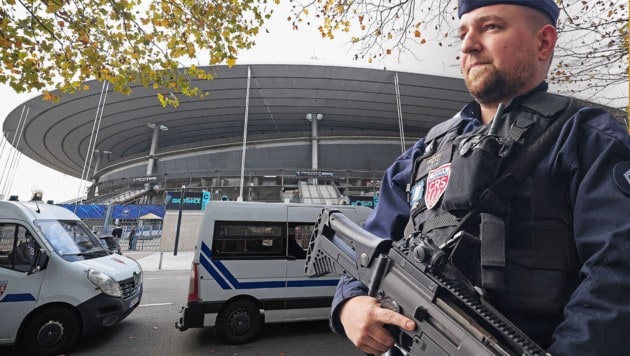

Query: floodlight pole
[238,66,252,202]
[173,185,185,256]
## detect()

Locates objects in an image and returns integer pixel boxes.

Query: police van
[176,201,372,343]
[0,199,143,355]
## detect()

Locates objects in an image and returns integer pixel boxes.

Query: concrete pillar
[306,113,323,184]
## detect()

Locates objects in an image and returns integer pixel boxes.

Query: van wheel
[20,306,80,356]
[216,299,261,344]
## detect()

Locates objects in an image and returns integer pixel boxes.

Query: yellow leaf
[227,57,236,67]
[42,91,54,101]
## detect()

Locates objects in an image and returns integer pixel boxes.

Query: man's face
[458,5,541,105]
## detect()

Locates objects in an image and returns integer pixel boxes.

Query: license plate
[129,295,140,308]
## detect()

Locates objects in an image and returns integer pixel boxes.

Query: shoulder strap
[479,95,580,213]
[407,113,465,202]
[425,113,463,143]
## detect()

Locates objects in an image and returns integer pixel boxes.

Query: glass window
[287,223,314,259]
[0,223,40,272]
[35,219,108,261]
[213,221,286,259]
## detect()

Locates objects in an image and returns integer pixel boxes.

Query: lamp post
[173,184,185,256]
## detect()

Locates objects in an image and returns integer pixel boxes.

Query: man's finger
[376,308,416,331]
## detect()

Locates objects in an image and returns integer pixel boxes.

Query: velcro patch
[425,163,451,209]
[613,162,630,196]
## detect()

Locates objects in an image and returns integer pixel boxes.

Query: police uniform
[331,82,630,354]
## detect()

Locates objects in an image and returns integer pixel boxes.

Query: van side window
[287,223,314,259]
[213,221,286,259]
[0,223,39,272]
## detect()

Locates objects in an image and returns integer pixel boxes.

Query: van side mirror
[29,248,49,275]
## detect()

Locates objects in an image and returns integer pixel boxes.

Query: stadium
[1,64,472,207]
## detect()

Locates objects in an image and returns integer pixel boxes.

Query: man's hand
[339,295,416,354]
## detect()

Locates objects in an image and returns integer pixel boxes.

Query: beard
[464,61,534,105]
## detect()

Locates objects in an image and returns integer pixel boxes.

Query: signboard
[165,191,210,210]
[295,170,334,177]
[347,195,377,208]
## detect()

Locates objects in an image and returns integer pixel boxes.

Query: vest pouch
[442,134,509,213]
[479,213,506,293]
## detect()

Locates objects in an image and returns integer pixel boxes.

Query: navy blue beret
[458,0,560,25]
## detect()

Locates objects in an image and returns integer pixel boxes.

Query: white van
[176,201,372,343]
[0,200,143,355]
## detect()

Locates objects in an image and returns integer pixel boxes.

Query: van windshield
[35,219,109,261]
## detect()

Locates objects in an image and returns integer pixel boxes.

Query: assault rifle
[305,208,548,356]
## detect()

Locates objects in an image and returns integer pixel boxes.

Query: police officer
[330,0,630,355]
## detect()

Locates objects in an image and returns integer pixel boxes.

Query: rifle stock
[305,208,548,356]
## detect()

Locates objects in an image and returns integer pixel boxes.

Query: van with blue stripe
[176,201,371,343]
[0,198,143,355]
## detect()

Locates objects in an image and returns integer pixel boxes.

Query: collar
[459,82,549,125]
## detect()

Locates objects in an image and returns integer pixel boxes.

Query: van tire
[20,306,80,356]
[216,299,261,344]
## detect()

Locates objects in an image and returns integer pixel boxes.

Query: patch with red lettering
[0,280,7,298]
[425,163,451,209]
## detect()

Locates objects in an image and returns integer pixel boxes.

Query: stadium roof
[2,64,471,179]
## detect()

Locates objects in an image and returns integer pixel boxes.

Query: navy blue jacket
[331,86,630,355]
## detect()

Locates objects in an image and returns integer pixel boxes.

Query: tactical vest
[405,91,580,346]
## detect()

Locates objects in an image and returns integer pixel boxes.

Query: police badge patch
[425,163,451,209]
[410,179,425,209]
[613,162,630,196]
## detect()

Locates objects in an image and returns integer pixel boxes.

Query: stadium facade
[2,64,472,206]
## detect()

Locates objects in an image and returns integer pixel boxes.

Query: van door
[0,223,46,343]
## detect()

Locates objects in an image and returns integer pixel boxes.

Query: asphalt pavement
[123,250,194,271]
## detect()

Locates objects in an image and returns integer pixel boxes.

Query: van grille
[120,273,141,300]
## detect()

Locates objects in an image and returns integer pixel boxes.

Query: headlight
[87,269,122,297]
[134,260,143,284]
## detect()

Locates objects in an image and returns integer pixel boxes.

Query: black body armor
[405,92,580,347]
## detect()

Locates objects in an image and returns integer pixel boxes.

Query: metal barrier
[120,237,162,251]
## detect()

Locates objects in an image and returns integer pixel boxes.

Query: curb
[124,251,194,271]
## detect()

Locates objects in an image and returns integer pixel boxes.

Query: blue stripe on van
[0,293,36,302]
[212,259,286,289]
[287,279,339,287]
[199,253,232,290]
[199,241,338,290]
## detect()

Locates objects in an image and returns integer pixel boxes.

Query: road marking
[145,277,188,280]
[139,302,172,307]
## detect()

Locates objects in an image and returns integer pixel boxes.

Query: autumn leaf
[0,0,273,107]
